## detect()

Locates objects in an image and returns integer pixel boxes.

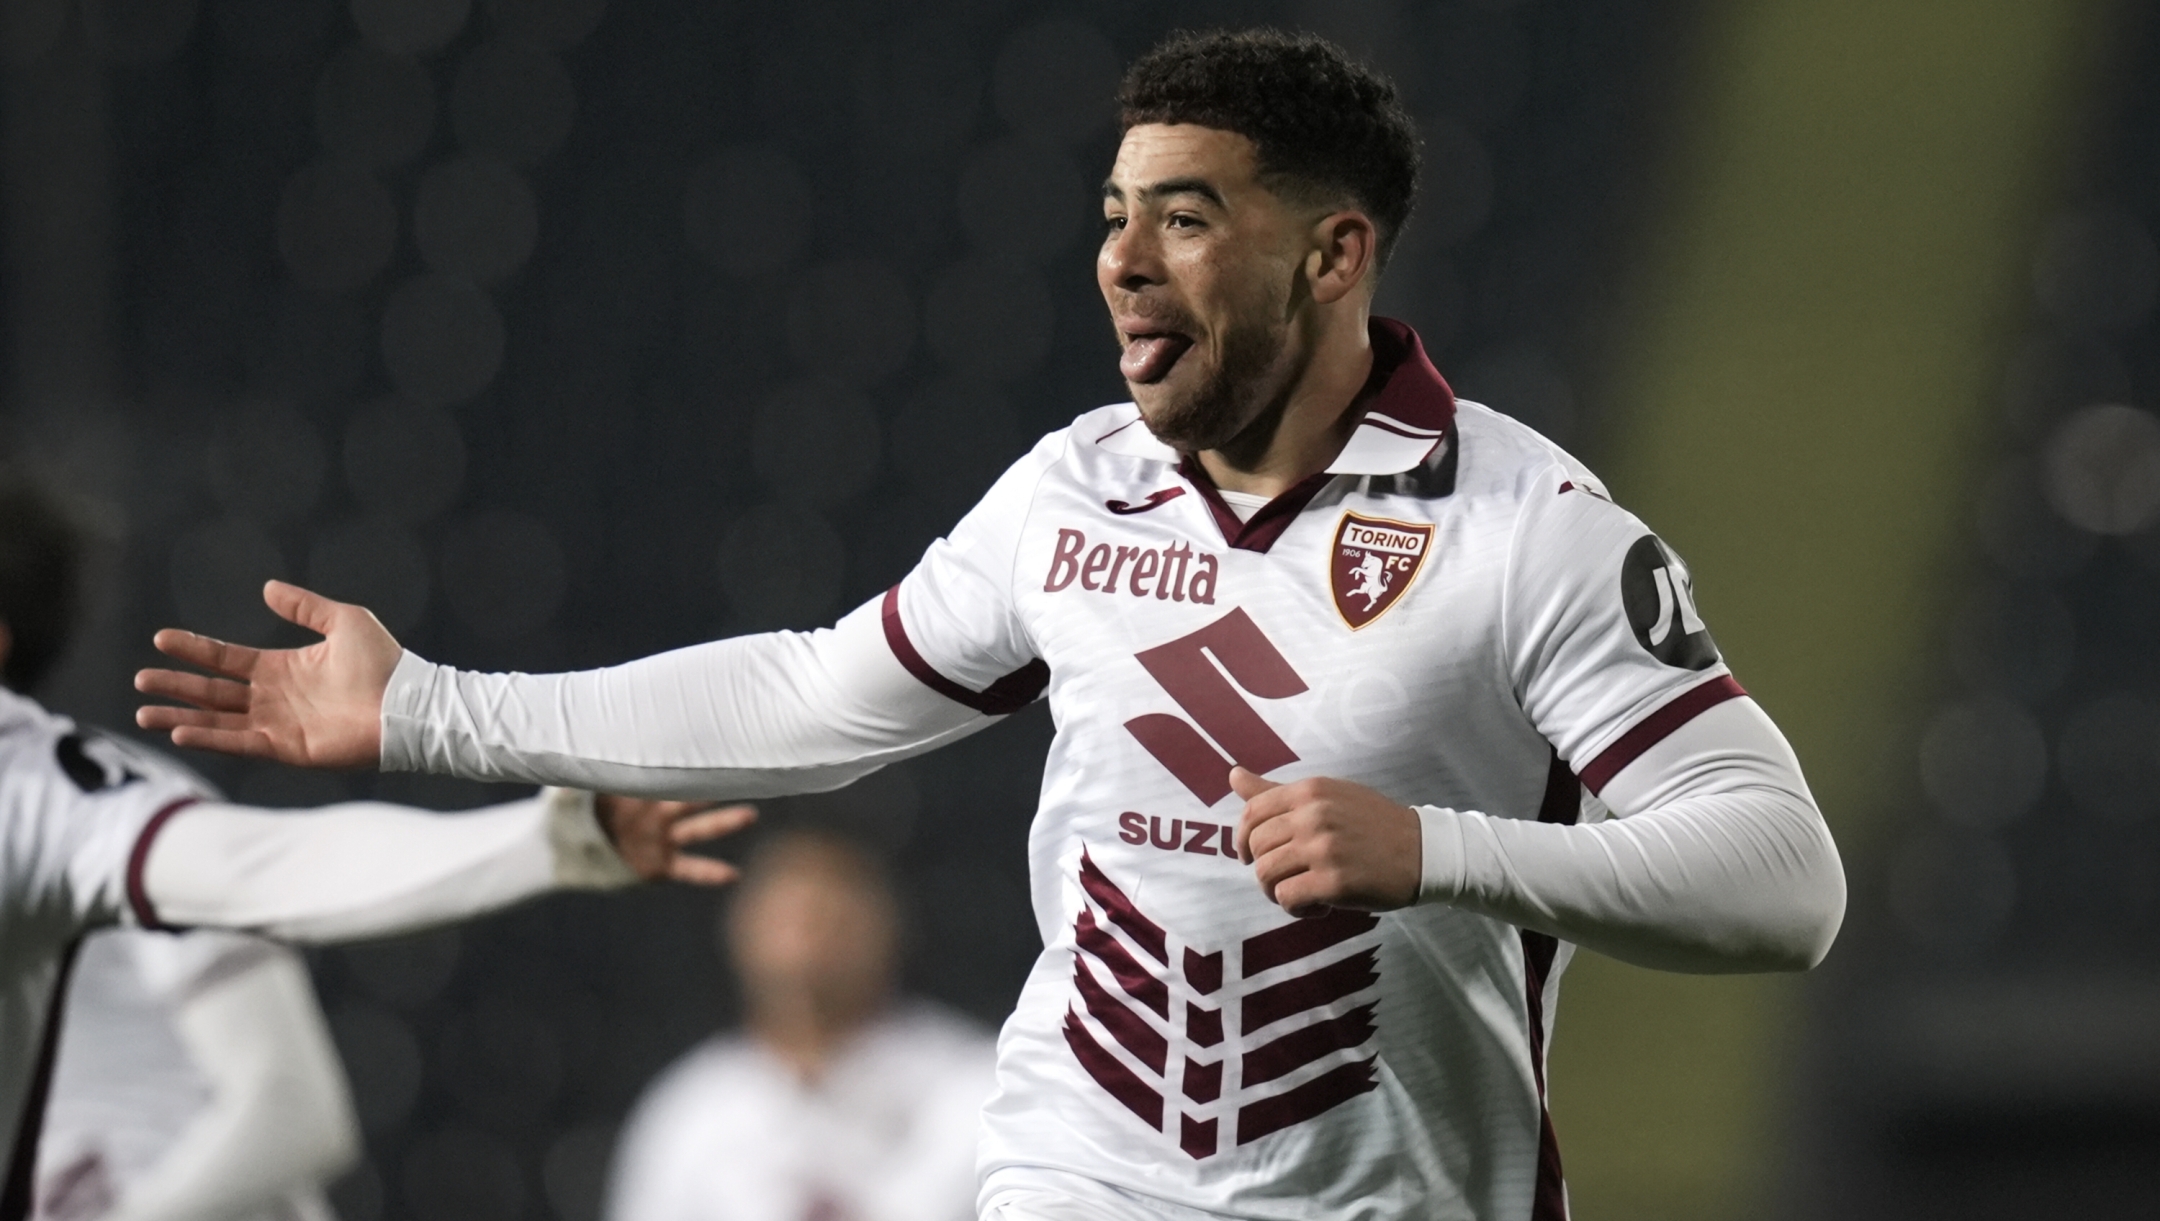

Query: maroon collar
[1178,318,1455,552]
[1357,316,1456,436]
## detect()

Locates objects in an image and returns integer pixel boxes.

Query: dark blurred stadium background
[2,0,2155,1218]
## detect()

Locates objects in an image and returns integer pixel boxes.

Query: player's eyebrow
[1101,177,1227,209]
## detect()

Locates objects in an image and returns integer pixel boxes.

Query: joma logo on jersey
[1044,528,1220,604]
[1330,512,1433,629]
[1062,851,1382,1160]
[1122,610,1307,807]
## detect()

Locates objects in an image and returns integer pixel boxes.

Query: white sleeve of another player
[377,437,1060,799]
[102,937,359,1221]
[135,788,638,942]
[1416,697,1845,973]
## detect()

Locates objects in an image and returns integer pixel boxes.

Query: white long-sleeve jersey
[379,320,1844,1220]
[0,686,640,1204]
[38,929,357,1221]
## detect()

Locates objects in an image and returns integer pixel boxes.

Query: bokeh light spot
[991,17,1117,145]
[683,145,812,276]
[925,259,1052,383]
[718,504,845,630]
[956,138,1084,267]
[439,509,567,639]
[206,403,326,521]
[343,397,467,523]
[784,261,916,385]
[752,378,880,508]
[1917,697,2047,829]
[480,0,605,50]
[277,162,398,295]
[315,43,436,171]
[414,156,538,283]
[380,274,507,405]
[2041,402,2160,535]
[351,0,470,56]
[451,39,576,166]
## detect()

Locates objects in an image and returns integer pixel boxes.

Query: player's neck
[1195,309,1373,499]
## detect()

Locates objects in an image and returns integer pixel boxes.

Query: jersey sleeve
[0,726,214,932]
[1503,478,1745,794]
[378,438,1069,797]
[882,432,1062,711]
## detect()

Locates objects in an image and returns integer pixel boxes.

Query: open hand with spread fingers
[135,580,402,768]
[599,797,759,886]
[1231,767,1423,918]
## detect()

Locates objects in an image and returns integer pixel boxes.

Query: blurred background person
[605,831,993,1221]
[0,485,358,1221]
[36,929,358,1221]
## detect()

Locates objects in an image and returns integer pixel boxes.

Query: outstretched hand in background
[598,797,757,886]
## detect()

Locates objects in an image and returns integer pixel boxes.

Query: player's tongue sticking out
[1120,332,1194,385]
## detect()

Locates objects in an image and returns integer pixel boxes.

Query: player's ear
[1306,210,1377,306]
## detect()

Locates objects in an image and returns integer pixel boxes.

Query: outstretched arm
[136,581,989,800]
[136,789,752,942]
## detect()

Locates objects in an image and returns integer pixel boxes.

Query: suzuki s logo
[1620,535,1719,670]
[1123,609,1307,807]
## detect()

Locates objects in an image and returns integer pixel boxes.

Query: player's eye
[1167,213,1204,230]
[1102,214,1128,233]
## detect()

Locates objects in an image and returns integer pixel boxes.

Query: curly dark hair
[0,482,81,693]
[1118,28,1420,270]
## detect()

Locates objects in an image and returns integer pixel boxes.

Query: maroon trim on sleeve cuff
[125,798,200,932]
[879,586,1048,717]
[1578,675,1747,795]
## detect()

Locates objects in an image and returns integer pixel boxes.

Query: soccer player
[137,29,1845,1221]
[0,484,751,1215]
[606,831,994,1221]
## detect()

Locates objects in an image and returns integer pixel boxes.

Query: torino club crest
[1329,512,1433,629]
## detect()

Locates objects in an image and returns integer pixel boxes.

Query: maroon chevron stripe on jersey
[1075,955,1168,1073]
[1078,851,1166,962]
[1235,1058,1381,1146]
[1062,1008,1162,1129]
[1064,853,1384,1160]
[1242,907,1378,974]
[1242,1004,1379,1087]
[1076,908,1168,1016]
[1241,951,1380,1033]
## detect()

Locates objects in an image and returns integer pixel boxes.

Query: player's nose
[1100,223,1166,292]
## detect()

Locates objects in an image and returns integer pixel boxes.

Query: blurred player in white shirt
[35,928,355,1221]
[608,831,993,1221]
[0,485,750,1219]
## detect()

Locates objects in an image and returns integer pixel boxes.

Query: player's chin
[1135,387,1236,451]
